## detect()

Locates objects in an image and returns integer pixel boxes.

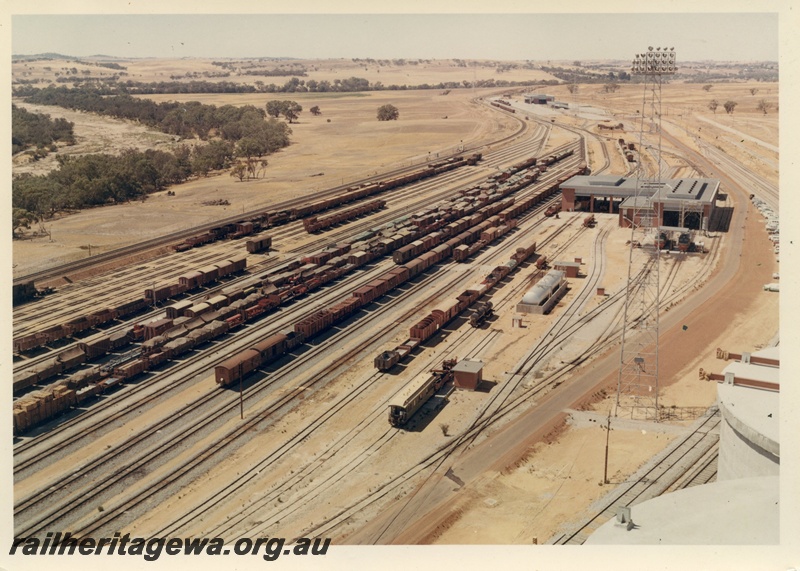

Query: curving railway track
[12,92,746,546]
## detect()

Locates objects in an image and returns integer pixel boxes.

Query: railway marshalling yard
[11,61,779,545]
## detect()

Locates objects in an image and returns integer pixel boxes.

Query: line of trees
[12,88,296,230]
[14,75,550,98]
[12,104,75,155]
[12,143,233,226]
[17,86,292,144]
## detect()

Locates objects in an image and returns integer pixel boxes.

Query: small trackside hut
[452,359,483,391]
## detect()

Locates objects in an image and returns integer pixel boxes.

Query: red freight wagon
[215,349,261,386]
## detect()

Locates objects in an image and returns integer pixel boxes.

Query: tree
[602,83,620,93]
[377,104,399,121]
[230,162,247,182]
[723,100,738,114]
[702,84,713,92]
[567,84,579,94]
[757,99,772,115]
[310,105,321,116]
[266,100,302,122]
[284,101,303,123]
[12,208,37,237]
[708,99,719,114]
[266,100,284,118]
[750,87,759,96]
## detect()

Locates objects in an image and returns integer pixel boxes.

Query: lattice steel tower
[615,47,676,421]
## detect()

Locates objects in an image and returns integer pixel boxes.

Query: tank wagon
[13,149,581,432]
[469,301,494,327]
[375,239,537,372]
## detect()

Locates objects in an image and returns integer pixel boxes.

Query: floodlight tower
[614,47,676,421]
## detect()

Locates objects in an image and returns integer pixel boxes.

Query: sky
[8,10,780,62]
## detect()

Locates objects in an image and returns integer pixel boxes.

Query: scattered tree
[750,87,759,96]
[757,99,773,115]
[12,208,37,237]
[602,83,620,93]
[377,104,399,121]
[723,100,738,114]
[439,423,450,437]
[230,162,247,182]
[567,84,579,94]
[266,100,302,123]
[702,84,713,92]
[310,105,321,116]
[708,99,719,114]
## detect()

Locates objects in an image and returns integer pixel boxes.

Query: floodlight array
[631,47,677,75]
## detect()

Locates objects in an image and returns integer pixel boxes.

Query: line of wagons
[13,149,580,433]
[376,238,540,372]
[385,237,554,427]
[13,186,515,432]
[12,149,551,359]
[172,153,482,252]
[211,156,576,390]
[13,255,249,355]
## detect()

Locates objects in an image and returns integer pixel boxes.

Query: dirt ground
[417,84,779,545]
[11,58,779,544]
[12,87,519,277]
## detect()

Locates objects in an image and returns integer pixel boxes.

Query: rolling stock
[388,358,457,427]
[376,238,537,372]
[13,149,580,433]
[172,153,482,252]
[678,232,692,252]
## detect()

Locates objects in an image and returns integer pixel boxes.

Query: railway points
[12,58,778,548]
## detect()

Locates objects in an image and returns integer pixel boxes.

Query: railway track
[13,127,552,357]
[548,409,720,545]
[12,146,576,452]
[201,219,665,539]
[153,205,583,540]
[12,90,757,547]
[10,156,580,536]
[291,213,721,541]
[14,93,536,289]
[136,159,718,540]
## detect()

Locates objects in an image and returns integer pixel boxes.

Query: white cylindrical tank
[716,347,779,481]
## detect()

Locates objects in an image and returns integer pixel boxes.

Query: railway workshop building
[524,94,554,104]
[559,175,720,230]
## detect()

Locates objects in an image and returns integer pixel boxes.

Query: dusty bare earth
[12,87,519,277]
[11,58,779,544]
[408,85,779,544]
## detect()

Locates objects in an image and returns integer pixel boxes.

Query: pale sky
[10,12,779,62]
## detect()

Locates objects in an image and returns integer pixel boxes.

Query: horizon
[10,52,780,64]
[10,13,779,62]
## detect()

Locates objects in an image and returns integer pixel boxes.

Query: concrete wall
[718,404,780,481]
